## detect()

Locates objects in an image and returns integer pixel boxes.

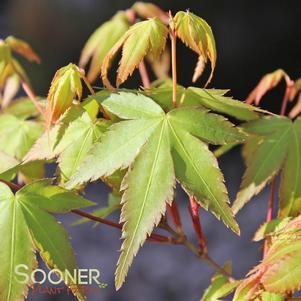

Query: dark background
[1,1,300,300]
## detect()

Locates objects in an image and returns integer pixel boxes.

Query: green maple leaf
[0,179,95,301]
[66,92,244,289]
[23,105,111,186]
[233,116,301,217]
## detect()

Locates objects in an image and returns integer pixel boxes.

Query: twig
[161,221,234,280]
[167,201,184,235]
[170,30,177,108]
[188,197,207,253]
[280,83,293,116]
[0,179,21,190]
[11,61,46,118]
[138,61,151,89]
[71,209,177,244]
[263,179,276,257]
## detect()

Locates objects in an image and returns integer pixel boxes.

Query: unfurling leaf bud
[47,63,89,125]
[101,17,168,89]
[173,11,217,86]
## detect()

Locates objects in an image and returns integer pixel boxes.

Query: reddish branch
[263,180,276,257]
[170,30,177,108]
[138,61,151,89]
[0,179,21,190]
[71,209,177,244]
[167,201,183,234]
[11,62,45,117]
[188,197,207,253]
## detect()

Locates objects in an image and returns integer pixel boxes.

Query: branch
[188,197,207,253]
[280,82,294,116]
[167,201,184,235]
[263,179,276,257]
[0,179,21,190]
[170,29,177,108]
[161,221,234,281]
[71,209,178,244]
[11,61,46,118]
[138,61,151,89]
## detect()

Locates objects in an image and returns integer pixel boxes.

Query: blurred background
[1,0,301,300]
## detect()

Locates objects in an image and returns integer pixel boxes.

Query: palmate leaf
[66,92,244,288]
[79,11,129,82]
[24,105,111,186]
[0,180,95,301]
[101,17,168,88]
[233,116,301,217]
[0,183,36,301]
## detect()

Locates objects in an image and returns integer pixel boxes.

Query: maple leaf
[0,179,95,301]
[233,116,301,218]
[79,12,129,82]
[101,17,168,88]
[24,105,111,186]
[173,11,216,86]
[66,92,244,288]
